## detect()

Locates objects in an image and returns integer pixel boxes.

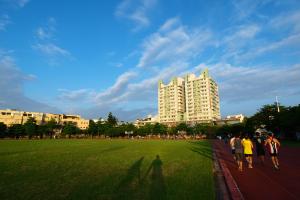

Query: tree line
[0,104,299,139]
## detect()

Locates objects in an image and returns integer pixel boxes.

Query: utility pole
[276,96,280,113]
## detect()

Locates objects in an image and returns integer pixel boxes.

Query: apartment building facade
[185,69,221,124]
[158,77,185,126]
[0,109,89,130]
[158,69,221,126]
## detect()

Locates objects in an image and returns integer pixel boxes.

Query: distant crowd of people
[228,132,280,171]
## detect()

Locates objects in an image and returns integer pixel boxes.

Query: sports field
[0,139,215,200]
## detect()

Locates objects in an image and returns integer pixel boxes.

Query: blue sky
[1,0,300,121]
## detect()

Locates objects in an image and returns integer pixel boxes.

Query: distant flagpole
[276,96,280,113]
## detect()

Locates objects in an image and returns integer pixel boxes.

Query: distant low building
[134,115,158,127]
[216,114,245,125]
[0,109,89,130]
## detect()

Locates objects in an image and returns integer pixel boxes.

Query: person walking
[230,135,236,161]
[255,132,266,165]
[265,132,281,170]
[233,133,243,172]
[242,134,254,168]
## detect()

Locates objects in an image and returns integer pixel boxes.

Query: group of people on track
[229,132,280,172]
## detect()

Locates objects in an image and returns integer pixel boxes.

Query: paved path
[213,140,300,200]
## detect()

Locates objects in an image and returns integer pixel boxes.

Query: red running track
[213,140,300,200]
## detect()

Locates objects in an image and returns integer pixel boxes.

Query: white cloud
[231,0,272,21]
[33,18,72,64]
[194,62,300,102]
[270,11,300,33]
[17,0,30,7]
[0,14,11,31]
[240,33,300,60]
[35,17,56,40]
[138,18,214,68]
[159,17,180,32]
[95,71,137,104]
[224,24,260,42]
[33,43,71,57]
[115,0,157,31]
[58,89,96,102]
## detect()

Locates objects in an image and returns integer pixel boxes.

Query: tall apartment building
[158,69,221,126]
[158,77,185,126]
[185,69,221,124]
[0,109,89,130]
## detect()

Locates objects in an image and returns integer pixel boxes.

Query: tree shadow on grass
[100,146,124,154]
[114,157,144,200]
[144,155,167,200]
[0,150,34,156]
[188,141,213,160]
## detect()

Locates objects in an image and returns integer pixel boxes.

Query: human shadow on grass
[143,155,167,200]
[114,157,144,200]
[188,141,213,160]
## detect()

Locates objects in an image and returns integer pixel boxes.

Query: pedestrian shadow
[143,155,167,200]
[114,157,144,200]
[188,141,213,160]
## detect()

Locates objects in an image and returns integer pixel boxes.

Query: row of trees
[1,104,299,139]
[244,103,300,138]
[215,103,300,139]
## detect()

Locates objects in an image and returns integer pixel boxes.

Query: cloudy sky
[1,0,300,121]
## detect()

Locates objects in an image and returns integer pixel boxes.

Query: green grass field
[0,139,215,200]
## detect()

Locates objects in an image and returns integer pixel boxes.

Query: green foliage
[107,112,118,127]
[23,117,37,139]
[152,123,167,135]
[88,120,98,136]
[37,125,48,139]
[46,119,58,138]
[8,124,24,138]
[247,103,300,138]
[62,123,79,137]
[0,122,7,138]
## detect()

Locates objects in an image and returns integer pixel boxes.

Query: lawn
[0,139,215,200]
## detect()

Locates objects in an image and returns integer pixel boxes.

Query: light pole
[276,96,280,113]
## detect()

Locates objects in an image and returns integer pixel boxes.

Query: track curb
[213,141,244,200]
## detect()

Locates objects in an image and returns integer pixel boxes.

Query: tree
[176,123,189,134]
[152,123,167,135]
[153,123,162,135]
[194,123,210,135]
[37,125,48,139]
[24,117,37,139]
[107,112,118,127]
[62,123,79,138]
[8,124,24,139]
[251,103,286,132]
[88,120,98,138]
[46,119,57,138]
[97,121,109,136]
[0,122,7,138]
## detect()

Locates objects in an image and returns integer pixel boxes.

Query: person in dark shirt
[255,132,266,165]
